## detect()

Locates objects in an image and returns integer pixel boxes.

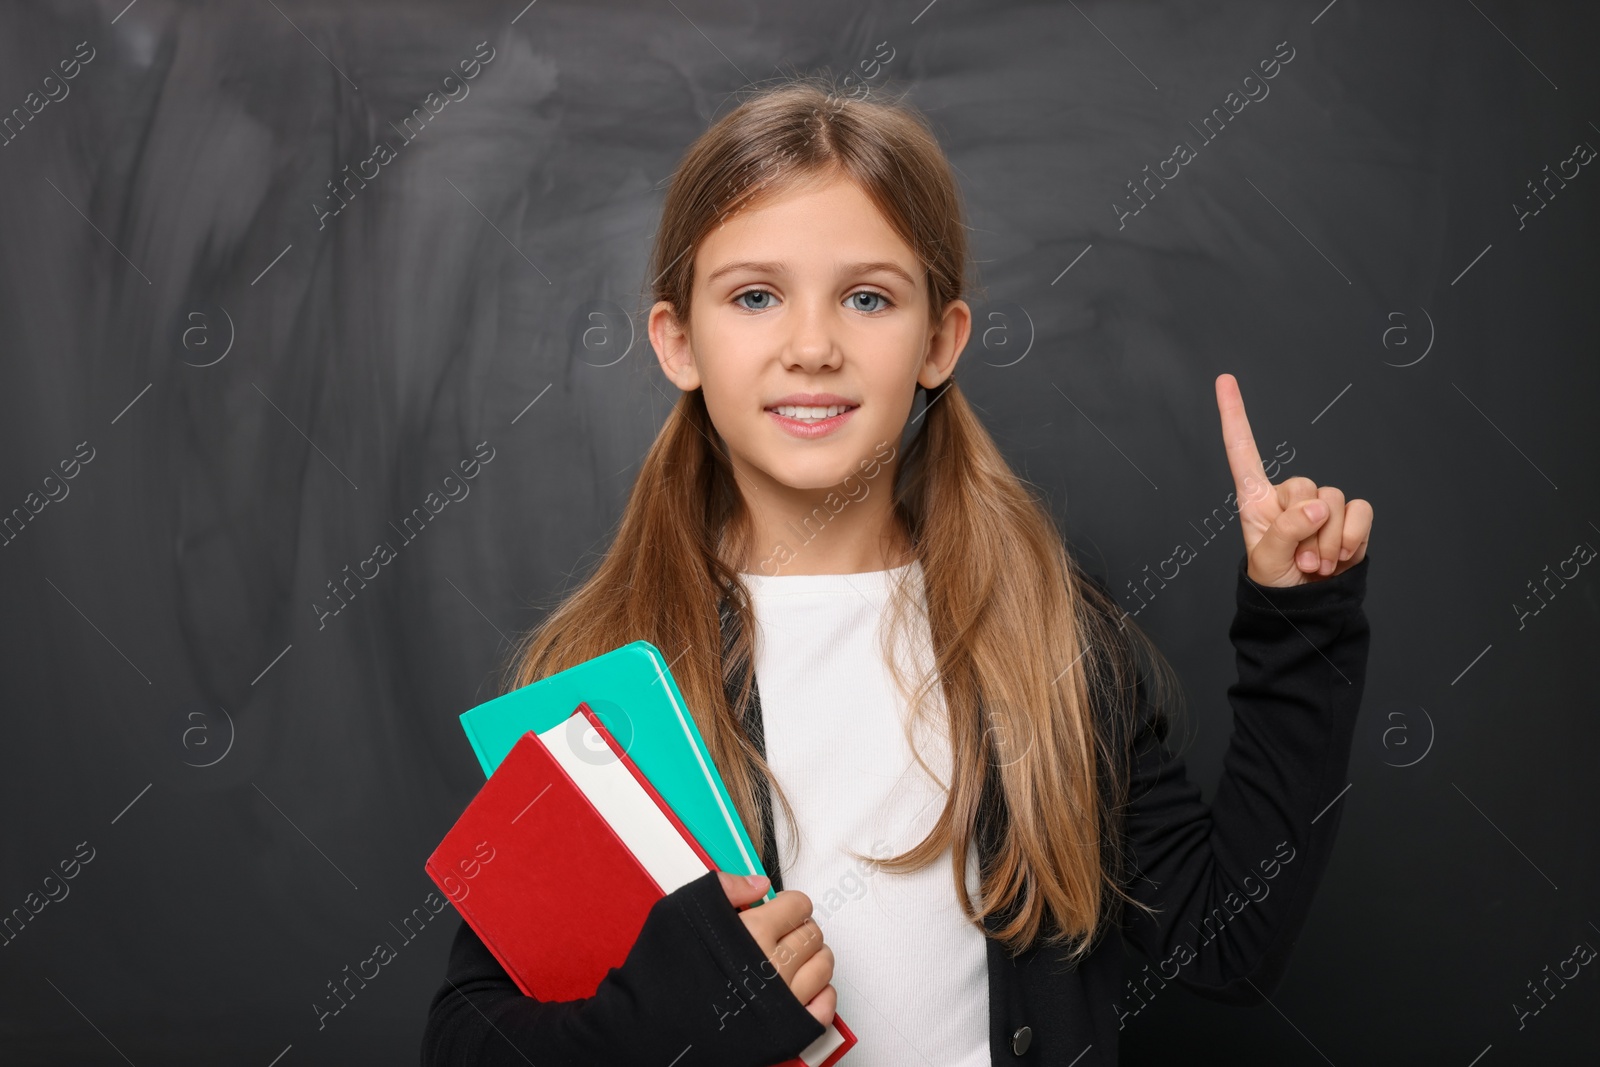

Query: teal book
[458,640,774,899]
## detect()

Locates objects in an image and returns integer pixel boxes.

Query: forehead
[694,174,922,283]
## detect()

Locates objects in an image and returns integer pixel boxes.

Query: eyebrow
[704,259,919,289]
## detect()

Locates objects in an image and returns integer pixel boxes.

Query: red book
[426,703,856,1066]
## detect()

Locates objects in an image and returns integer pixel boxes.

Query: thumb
[1252,498,1328,576]
[717,870,770,908]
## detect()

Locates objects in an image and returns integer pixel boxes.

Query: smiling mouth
[765,403,858,421]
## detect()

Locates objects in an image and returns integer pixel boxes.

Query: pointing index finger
[1215,373,1271,507]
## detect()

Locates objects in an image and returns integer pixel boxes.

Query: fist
[718,871,837,1027]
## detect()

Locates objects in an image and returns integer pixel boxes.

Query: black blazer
[421,552,1371,1066]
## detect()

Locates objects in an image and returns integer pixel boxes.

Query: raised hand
[1215,373,1373,588]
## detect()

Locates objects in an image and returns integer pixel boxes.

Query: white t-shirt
[739,559,990,1066]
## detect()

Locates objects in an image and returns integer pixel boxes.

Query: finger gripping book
[427,695,854,1066]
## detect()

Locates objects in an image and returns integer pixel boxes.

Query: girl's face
[650,173,970,498]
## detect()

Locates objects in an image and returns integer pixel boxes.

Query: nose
[781,295,843,373]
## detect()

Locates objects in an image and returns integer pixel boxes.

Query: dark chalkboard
[1,0,1595,1063]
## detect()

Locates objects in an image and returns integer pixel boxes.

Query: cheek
[696,365,765,449]
[693,332,763,406]
[863,356,921,421]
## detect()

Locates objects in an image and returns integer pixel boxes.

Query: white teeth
[772,404,851,419]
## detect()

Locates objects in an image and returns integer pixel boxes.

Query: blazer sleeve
[420,867,827,1066]
[1114,552,1372,1005]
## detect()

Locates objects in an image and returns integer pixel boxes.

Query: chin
[756,455,860,492]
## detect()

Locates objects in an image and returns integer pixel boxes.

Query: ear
[649,300,701,392]
[917,297,971,390]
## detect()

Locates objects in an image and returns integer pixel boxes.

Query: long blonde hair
[500,75,1181,960]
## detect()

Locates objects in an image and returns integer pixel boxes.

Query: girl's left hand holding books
[1215,373,1374,588]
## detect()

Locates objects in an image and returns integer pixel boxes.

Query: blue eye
[733,288,892,312]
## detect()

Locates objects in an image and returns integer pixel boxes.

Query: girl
[422,76,1372,1066]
